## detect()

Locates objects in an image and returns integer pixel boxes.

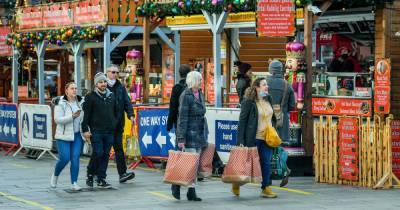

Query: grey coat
[266,74,296,142]
[176,88,208,149]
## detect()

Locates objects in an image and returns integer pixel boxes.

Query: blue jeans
[255,139,273,189]
[54,132,83,184]
[87,133,114,180]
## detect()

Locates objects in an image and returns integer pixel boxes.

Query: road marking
[249,183,313,195]
[10,163,30,169]
[147,191,175,200]
[136,166,162,172]
[0,191,54,210]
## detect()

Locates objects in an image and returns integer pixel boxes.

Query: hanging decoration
[6,25,105,49]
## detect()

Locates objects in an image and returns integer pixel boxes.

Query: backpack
[272,81,288,128]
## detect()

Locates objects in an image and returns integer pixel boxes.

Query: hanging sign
[312,97,372,117]
[73,0,107,25]
[256,0,296,37]
[0,26,12,57]
[338,118,359,181]
[206,63,215,104]
[374,58,391,114]
[16,6,42,30]
[42,3,73,28]
[162,47,175,102]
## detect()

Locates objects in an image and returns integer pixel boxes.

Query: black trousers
[113,131,127,176]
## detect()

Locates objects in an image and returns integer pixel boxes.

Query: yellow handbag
[264,124,282,148]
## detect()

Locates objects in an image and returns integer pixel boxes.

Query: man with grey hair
[82,72,118,189]
[266,60,295,187]
[106,64,136,183]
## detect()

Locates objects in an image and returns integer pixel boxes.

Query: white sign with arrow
[141,131,152,148]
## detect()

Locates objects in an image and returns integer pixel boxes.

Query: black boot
[187,188,202,201]
[171,184,180,200]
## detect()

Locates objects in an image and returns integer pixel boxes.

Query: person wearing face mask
[234,77,277,198]
[106,64,136,184]
[82,72,118,189]
[329,47,361,72]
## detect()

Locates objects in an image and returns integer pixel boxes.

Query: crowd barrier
[314,115,400,189]
[0,103,19,156]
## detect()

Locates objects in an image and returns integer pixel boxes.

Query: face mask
[258,91,267,98]
[341,54,349,59]
[107,79,116,87]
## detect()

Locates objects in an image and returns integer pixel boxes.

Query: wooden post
[143,15,150,103]
[302,5,314,156]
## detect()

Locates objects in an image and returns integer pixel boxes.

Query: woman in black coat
[234,77,278,198]
[172,71,208,202]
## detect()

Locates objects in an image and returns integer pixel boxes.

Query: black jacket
[236,74,251,103]
[167,79,186,131]
[176,88,208,149]
[107,80,134,132]
[81,89,117,134]
[237,96,275,147]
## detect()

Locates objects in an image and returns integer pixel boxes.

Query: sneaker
[280,168,291,187]
[86,175,94,188]
[71,182,82,191]
[119,172,135,183]
[50,174,58,188]
[261,187,278,198]
[97,179,112,189]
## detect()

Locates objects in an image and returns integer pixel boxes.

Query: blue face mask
[258,92,267,97]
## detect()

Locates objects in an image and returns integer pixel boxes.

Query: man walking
[267,60,296,187]
[82,72,117,188]
[106,64,136,183]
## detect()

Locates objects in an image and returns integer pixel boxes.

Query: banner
[391,120,400,178]
[73,0,107,25]
[19,104,53,150]
[0,103,18,145]
[42,3,73,28]
[138,109,175,157]
[0,26,12,57]
[338,118,359,181]
[256,0,296,37]
[312,97,372,117]
[374,58,391,114]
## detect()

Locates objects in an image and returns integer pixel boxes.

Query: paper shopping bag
[199,143,215,178]
[163,150,200,186]
[222,147,252,184]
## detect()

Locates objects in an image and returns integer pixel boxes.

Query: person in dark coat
[235,61,252,103]
[166,64,191,132]
[266,60,296,187]
[172,71,208,201]
[235,77,277,198]
[82,72,118,189]
[106,64,135,183]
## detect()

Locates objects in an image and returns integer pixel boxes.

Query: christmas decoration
[6,25,105,49]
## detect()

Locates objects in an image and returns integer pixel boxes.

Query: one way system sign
[138,109,175,157]
[0,104,18,145]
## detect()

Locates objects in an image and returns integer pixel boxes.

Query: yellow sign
[296,8,304,19]
[166,12,255,26]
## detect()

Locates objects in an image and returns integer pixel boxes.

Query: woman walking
[172,71,208,201]
[51,82,85,191]
[234,77,277,198]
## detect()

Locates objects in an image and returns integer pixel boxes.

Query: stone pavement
[0,154,399,210]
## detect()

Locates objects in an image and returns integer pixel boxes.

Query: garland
[6,25,105,49]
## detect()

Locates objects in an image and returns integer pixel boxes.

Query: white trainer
[71,182,82,191]
[50,174,58,188]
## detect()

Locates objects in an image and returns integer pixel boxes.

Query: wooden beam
[143,16,151,103]
[312,0,333,24]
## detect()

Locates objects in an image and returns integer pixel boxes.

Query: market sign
[391,120,400,178]
[15,0,107,31]
[312,97,372,117]
[0,26,12,57]
[338,117,359,181]
[374,58,391,114]
[256,0,296,37]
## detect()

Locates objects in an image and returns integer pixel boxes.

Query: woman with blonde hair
[50,82,85,191]
[234,77,277,198]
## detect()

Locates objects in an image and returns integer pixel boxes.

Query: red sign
[256,0,296,37]
[391,120,400,178]
[42,3,73,28]
[374,59,391,114]
[312,97,372,117]
[16,7,42,30]
[206,63,215,104]
[0,27,12,57]
[74,0,107,25]
[162,48,175,102]
[338,118,359,181]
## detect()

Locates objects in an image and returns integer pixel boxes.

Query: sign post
[0,103,19,155]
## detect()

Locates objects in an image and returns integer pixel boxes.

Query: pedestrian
[82,72,117,189]
[106,64,136,183]
[172,71,208,201]
[51,82,85,191]
[235,61,252,103]
[235,77,277,198]
[166,64,191,132]
[266,60,296,187]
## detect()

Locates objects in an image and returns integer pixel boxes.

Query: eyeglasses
[110,71,118,74]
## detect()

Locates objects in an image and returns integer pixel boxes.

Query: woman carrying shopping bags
[234,77,278,198]
[50,82,85,191]
[172,71,208,201]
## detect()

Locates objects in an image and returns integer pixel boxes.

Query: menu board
[338,118,359,181]
[391,120,400,178]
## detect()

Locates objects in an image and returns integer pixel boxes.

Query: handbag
[222,147,252,184]
[264,124,282,148]
[163,150,200,186]
[199,143,215,178]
